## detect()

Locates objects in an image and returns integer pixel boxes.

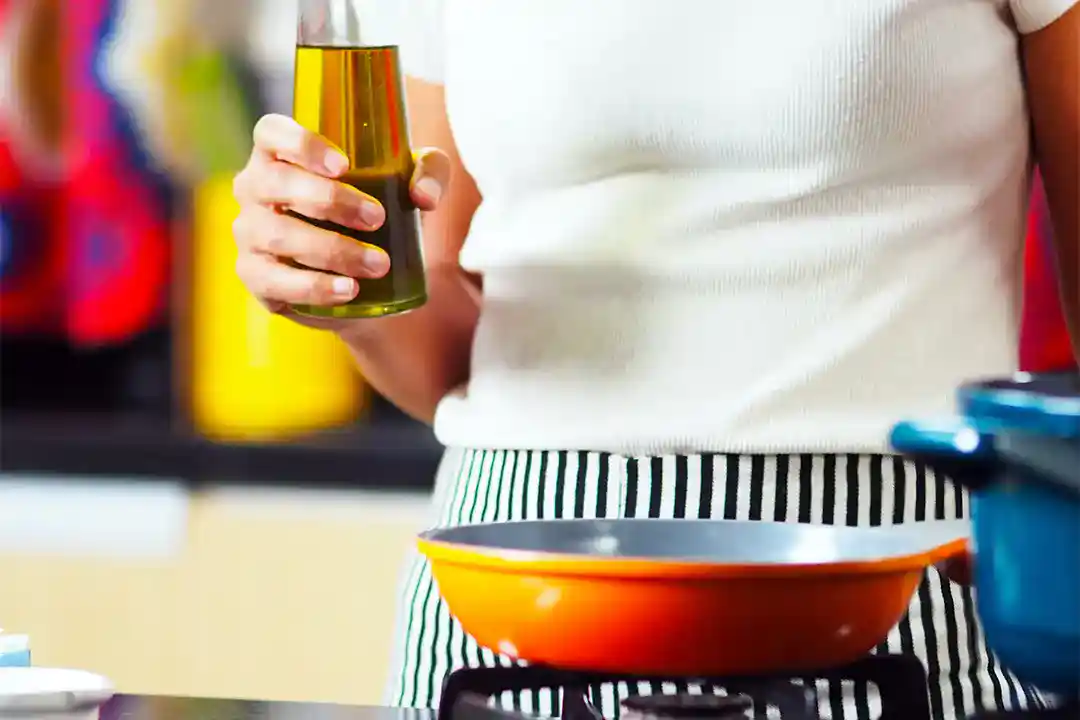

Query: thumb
[409,147,452,211]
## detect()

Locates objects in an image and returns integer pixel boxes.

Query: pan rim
[417,519,967,580]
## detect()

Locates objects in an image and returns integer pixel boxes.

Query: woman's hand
[231,113,450,329]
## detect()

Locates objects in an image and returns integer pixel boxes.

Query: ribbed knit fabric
[398,0,1077,455]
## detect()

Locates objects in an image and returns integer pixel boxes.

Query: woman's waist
[435,393,970,457]
[430,446,970,527]
[437,296,1018,456]
[460,284,1017,414]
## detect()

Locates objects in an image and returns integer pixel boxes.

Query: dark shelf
[0,408,443,491]
[0,335,443,490]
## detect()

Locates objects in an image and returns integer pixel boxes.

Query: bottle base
[291,293,427,319]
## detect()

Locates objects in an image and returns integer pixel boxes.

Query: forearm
[338,263,480,424]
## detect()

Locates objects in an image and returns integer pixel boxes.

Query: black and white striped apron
[384,448,1044,720]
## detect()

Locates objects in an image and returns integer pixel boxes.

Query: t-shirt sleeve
[397,0,446,84]
[1010,0,1078,33]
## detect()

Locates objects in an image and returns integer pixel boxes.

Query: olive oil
[290,44,426,318]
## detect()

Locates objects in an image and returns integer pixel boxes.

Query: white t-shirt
[397,0,1076,456]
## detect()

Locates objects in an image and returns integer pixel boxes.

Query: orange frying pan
[418,519,968,677]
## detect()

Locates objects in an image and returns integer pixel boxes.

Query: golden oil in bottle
[290,44,427,318]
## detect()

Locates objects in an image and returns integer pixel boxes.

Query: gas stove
[438,655,1077,720]
[439,654,927,720]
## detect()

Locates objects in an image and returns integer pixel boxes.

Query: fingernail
[332,277,356,297]
[414,176,442,204]
[362,248,390,275]
[324,150,349,176]
[359,199,385,227]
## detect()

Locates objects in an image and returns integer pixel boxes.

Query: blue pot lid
[959,372,1080,439]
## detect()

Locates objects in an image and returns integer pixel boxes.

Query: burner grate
[440,654,932,720]
[621,693,752,720]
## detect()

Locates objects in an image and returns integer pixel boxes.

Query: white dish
[0,667,114,714]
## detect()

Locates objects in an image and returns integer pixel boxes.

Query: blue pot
[890,372,1080,697]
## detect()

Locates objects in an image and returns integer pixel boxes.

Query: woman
[231,1,1079,718]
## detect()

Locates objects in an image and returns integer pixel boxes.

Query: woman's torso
[411,0,1031,455]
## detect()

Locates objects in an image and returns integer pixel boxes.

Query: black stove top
[439,656,1077,720]
[88,666,1074,720]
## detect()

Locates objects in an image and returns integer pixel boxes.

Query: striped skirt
[385,448,1044,720]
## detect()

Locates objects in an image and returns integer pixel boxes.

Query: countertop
[102,695,433,720]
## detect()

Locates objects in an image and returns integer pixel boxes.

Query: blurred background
[0,0,438,705]
[0,0,1072,709]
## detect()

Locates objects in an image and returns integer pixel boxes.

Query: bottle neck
[297,0,364,48]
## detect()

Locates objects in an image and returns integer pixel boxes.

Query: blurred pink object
[62,0,172,347]
[1019,171,1074,372]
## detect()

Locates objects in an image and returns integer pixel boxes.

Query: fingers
[253,114,350,178]
[410,147,452,211]
[243,117,450,224]
[235,159,386,231]
[234,206,389,278]
[233,114,451,313]
[236,251,360,307]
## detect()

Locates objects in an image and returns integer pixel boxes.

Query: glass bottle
[290,0,426,318]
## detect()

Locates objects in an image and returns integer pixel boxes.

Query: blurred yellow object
[189,175,367,442]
